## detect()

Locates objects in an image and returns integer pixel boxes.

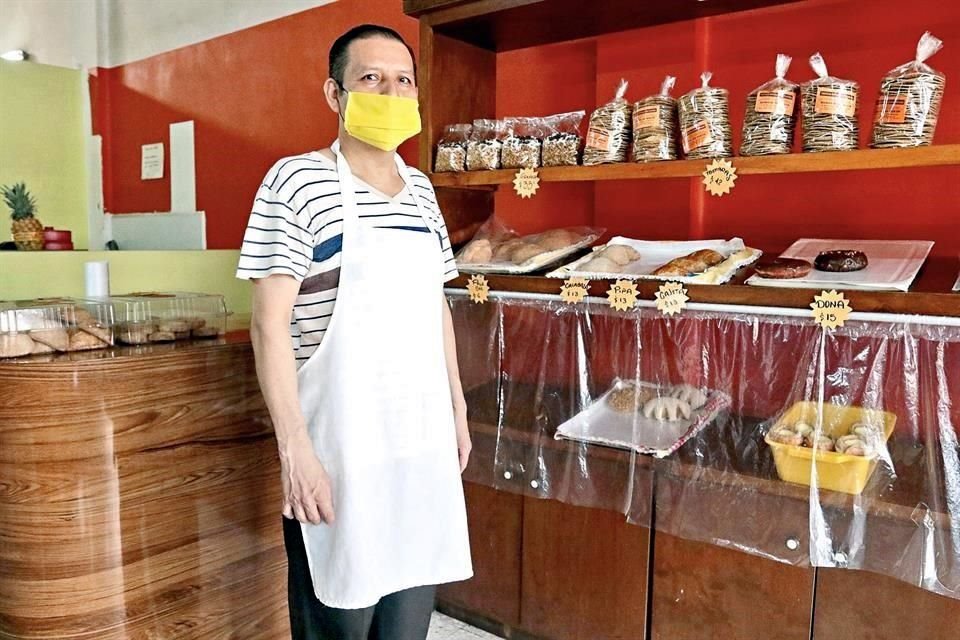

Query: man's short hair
[329,24,417,87]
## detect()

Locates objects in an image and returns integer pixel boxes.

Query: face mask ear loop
[336,82,348,122]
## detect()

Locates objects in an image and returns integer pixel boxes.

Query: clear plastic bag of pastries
[582,79,632,166]
[801,52,860,152]
[741,54,799,156]
[434,123,472,172]
[871,31,946,149]
[678,71,732,160]
[631,75,679,162]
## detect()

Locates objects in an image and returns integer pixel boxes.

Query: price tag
[560,277,589,304]
[513,168,541,199]
[607,279,639,312]
[702,158,738,197]
[466,274,490,304]
[655,281,689,316]
[810,290,852,329]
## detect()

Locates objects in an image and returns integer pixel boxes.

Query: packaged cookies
[466,119,505,171]
[801,53,860,152]
[678,72,732,159]
[434,124,471,172]
[871,32,946,149]
[541,111,584,167]
[583,79,632,166]
[741,54,799,156]
[631,75,679,162]
[501,117,543,169]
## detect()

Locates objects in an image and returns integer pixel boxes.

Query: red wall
[95,0,959,254]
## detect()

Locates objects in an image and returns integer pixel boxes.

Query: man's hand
[279,430,336,525]
[455,409,472,474]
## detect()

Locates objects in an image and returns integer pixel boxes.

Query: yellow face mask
[340,89,422,151]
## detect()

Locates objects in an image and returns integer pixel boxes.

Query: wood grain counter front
[0,332,289,640]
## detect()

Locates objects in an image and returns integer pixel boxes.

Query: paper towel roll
[85,261,110,297]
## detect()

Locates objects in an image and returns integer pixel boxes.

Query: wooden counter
[0,332,289,640]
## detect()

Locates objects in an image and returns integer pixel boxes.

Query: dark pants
[282,517,437,640]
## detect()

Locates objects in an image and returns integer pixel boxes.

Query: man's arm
[251,275,335,524]
[440,291,471,473]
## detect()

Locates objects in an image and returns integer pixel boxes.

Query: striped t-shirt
[236,151,458,366]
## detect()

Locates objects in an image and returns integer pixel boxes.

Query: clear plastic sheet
[449,292,960,599]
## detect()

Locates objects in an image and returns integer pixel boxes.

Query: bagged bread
[583,79,632,165]
[801,53,859,152]
[466,119,506,170]
[678,72,732,159]
[631,75,679,162]
[501,117,544,169]
[456,217,603,269]
[741,54,799,156]
[542,111,585,167]
[871,32,946,149]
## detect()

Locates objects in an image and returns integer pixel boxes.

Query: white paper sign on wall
[141,142,164,180]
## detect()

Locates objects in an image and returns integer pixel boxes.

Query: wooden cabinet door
[813,568,960,640]
[649,533,813,640]
[437,481,523,627]
[520,497,651,640]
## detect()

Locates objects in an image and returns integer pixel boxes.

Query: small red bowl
[43,228,72,242]
[44,241,74,251]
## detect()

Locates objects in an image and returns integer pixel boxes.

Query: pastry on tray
[641,396,692,422]
[814,250,868,272]
[668,384,708,410]
[652,249,725,277]
[607,383,657,412]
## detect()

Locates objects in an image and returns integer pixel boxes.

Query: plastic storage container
[89,292,227,345]
[765,401,897,495]
[0,298,115,358]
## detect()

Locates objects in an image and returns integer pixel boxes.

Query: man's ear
[323,78,343,115]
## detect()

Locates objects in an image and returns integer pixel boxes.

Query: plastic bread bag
[456,216,604,268]
[801,52,860,152]
[871,31,946,149]
[631,75,679,162]
[466,119,506,171]
[741,54,799,156]
[434,123,472,172]
[678,71,732,159]
[542,110,585,167]
[501,117,544,169]
[583,79,632,166]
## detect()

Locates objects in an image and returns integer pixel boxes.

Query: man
[236,24,473,640]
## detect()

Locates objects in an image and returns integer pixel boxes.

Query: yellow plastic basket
[764,401,897,495]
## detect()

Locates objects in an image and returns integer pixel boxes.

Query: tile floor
[427,612,501,640]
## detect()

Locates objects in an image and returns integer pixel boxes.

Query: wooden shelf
[430,144,960,188]
[447,256,960,318]
[408,0,804,52]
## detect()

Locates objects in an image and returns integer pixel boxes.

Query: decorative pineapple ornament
[2,182,44,250]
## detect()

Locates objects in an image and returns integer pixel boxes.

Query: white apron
[296,140,473,609]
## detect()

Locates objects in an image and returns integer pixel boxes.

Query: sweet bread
[580,256,620,274]
[461,238,493,263]
[607,384,656,413]
[538,229,580,251]
[510,243,546,265]
[641,396,692,422]
[599,245,641,266]
[148,331,176,343]
[192,325,221,339]
[668,384,708,410]
[653,249,725,277]
[68,329,108,351]
[814,250,868,272]
[31,328,70,352]
[492,238,525,262]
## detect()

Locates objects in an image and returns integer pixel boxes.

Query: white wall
[0,0,101,69]
[0,0,336,70]
[102,0,335,67]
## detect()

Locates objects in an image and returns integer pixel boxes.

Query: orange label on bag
[874,94,907,124]
[633,105,661,129]
[682,120,713,153]
[755,89,796,116]
[814,86,857,117]
[585,127,613,152]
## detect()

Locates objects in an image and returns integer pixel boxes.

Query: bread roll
[492,238,525,262]
[641,397,692,422]
[460,239,493,263]
[538,229,580,251]
[510,243,547,265]
[600,245,641,266]
[580,256,621,274]
[31,328,70,352]
[668,384,708,410]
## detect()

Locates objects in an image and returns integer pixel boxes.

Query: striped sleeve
[409,168,459,283]
[236,183,314,281]
[437,215,458,283]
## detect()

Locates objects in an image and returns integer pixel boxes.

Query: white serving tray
[546,237,761,285]
[745,239,934,292]
[457,234,600,275]
[554,378,731,458]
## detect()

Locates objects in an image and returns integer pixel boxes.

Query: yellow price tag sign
[655,281,689,316]
[512,168,541,199]
[560,277,589,305]
[466,274,490,304]
[810,289,852,329]
[702,158,738,197]
[607,279,639,312]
